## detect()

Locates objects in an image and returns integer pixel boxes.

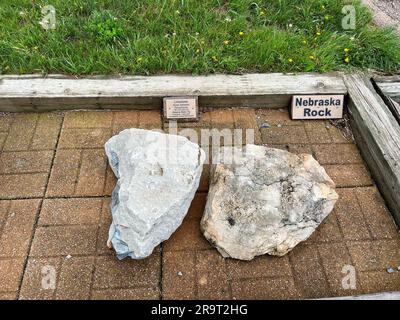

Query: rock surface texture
[105,129,205,259]
[201,145,338,260]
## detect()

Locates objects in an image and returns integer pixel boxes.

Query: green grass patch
[0,0,399,75]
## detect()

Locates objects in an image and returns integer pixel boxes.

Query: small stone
[177,271,183,277]
[105,128,205,260]
[277,124,282,128]
[260,123,270,129]
[387,267,395,274]
[198,276,208,286]
[65,255,72,260]
[201,145,338,260]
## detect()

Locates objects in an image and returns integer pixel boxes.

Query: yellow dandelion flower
[239,31,244,36]
[223,40,230,45]
[302,40,307,44]
[309,55,315,60]
[288,58,293,63]
[344,48,350,53]
[316,32,321,36]
[344,56,350,63]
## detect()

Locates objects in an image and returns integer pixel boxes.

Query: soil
[372,0,400,23]
[362,0,400,33]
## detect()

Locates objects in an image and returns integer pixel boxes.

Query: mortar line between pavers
[110,110,116,132]
[63,126,114,130]
[57,146,107,151]
[315,245,334,298]
[342,240,366,294]
[88,198,107,300]
[352,188,381,241]
[36,222,102,228]
[316,205,350,296]
[2,113,14,135]
[351,188,375,240]
[336,184,374,189]
[27,114,40,151]
[194,250,199,299]
[101,130,112,197]
[0,200,11,242]
[44,195,111,200]
[0,170,54,177]
[232,275,296,285]
[0,149,56,154]
[287,254,306,299]
[54,142,357,151]
[15,198,43,300]
[1,115,16,152]
[72,149,85,196]
[315,161,365,166]
[52,257,65,299]
[159,244,164,300]
[92,284,160,292]
[16,112,65,300]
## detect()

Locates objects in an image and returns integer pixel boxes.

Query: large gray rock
[105,129,205,259]
[201,145,338,260]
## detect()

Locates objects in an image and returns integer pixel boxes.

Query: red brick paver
[0,108,398,300]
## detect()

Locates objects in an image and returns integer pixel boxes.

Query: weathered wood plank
[375,81,400,103]
[344,74,400,228]
[0,73,346,111]
[372,79,400,123]
[320,291,400,300]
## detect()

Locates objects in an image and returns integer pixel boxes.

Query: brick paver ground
[0,108,399,300]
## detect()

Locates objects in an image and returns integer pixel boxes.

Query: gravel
[372,0,400,23]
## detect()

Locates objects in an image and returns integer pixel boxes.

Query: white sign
[291,95,344,120]
[163,96,199,121]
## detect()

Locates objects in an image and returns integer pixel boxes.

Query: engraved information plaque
[291,95,344,120]
[163,96,199,121]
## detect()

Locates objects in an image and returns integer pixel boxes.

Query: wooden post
[344,74,400,228]
[375,76,400,104]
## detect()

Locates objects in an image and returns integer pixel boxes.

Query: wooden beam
[371,79,400,123]
[0,73,346,112]
[344,74,400,228]
[375,81,400,104]
[320,291,400,300]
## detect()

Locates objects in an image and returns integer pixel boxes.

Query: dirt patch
[362,0,400,33]
[372,0,400,23]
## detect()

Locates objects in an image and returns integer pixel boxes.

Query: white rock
[105,129,205,259]
[201,145,338,260]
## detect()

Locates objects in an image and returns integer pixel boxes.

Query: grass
[0,0,399,75]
